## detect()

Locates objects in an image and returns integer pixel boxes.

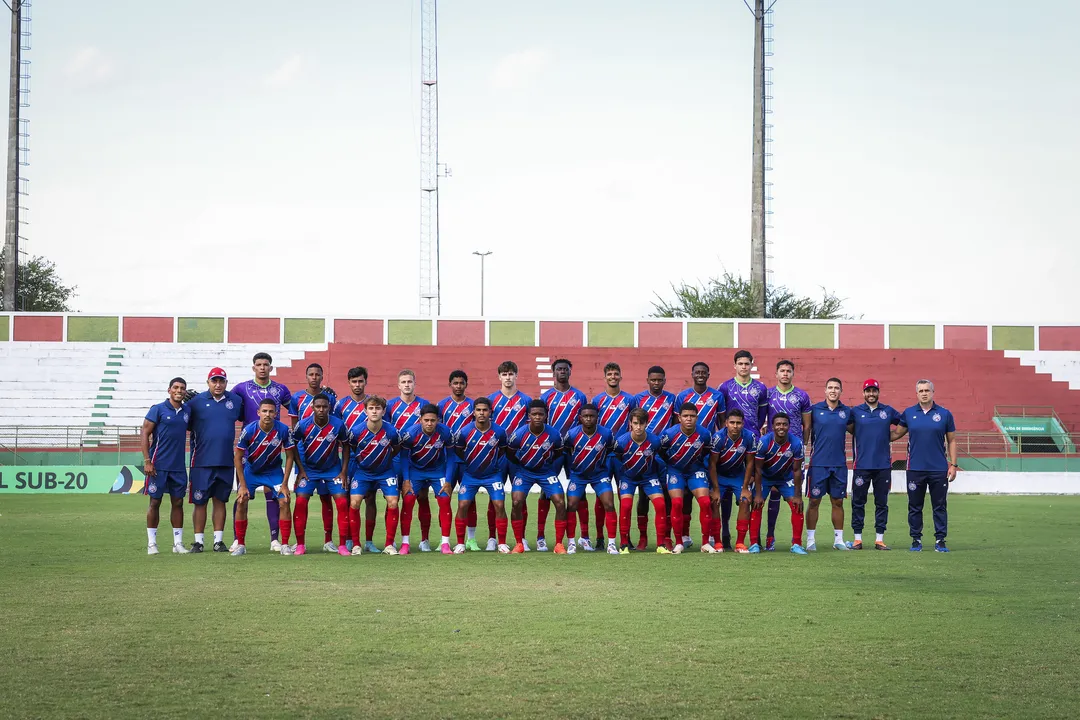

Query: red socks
[711,511,723,544]
[669,496,684,545]
[605,503,617,541]
[236,519,248,546]
[695,495,713,547]
[384,507,400,547]
[736,518,749,546]
[401,493,416,537]
[566,510,577,539]
[637,511,649,540]
[468,502,478,529]
[788,500,805,546]
[436,495,453,538]
[555,519,567,545]
[512,518,526,544]
[293,495,309,544]
[594,496,606,540]
[278,516,292,545]
[749,507,763,546]
[619,496,634,545]
[577,502,590,539]
[496,517,508,545]
[455,510,468,545]
[335,497,350,546]
[537,495,551,539]
[487,503,497,539]
[418,494,432,540]
[349,506,362,546]
[320,494,333,543]
[650,496,669,548]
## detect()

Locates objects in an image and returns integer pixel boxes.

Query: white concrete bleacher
[1006,351,1080,390]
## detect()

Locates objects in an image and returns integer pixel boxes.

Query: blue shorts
[762,478,796,499]
[297,469,346,497]
[666,468,709,492]
[349,471,399,498]
[245,470,286,500]
[616,475,664,498]
[446,458,464,487]
[511,472,564,498]
[188,467,231,505]
[459,473,505,503]
[808,466,848,499]
[715,473,745,496]
[566,475,614,499]
[145,470,187,500]
[409,473,450,498]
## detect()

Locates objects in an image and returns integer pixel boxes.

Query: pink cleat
[400,543,411,556]
[440,542,452,555]
[337,545,350,556]
[294,544,306,556]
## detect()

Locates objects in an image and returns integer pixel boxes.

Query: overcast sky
[20,0,1080,322]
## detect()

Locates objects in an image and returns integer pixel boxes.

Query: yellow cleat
[656,546,672,554]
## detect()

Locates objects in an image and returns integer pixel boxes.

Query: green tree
[652,272,848,319]
[0,252,78,311]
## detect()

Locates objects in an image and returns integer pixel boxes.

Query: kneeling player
[659,403,716,553]
[507,400,568,554]
[613,408,669,553]
[753,412,808,555]
[346,396,403,555]
[233,399,297,556]
[708,409,757,552]
[400,404,454,554]
[563,404,619,555]
[452,397,510,553]
[292,393,351,556]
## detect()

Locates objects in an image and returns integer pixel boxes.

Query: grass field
[1,494,1078,719]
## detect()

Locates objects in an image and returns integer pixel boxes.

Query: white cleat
[485,538,498,552]
[229,539,240,552]
[172,543,189,554]
[280,544,295,555]
[806,541,817,552]
[700,543,717,554]
[230,544,247,556]
[382,544,399,555]
[673,543,685,555]
[535,538,549,552]
[579,538,595,552]
[351,545,363,556]
[322,541,337,553]
[682,536,694,550]
[567,540,577,554]
[418,540,432,553]
[606,540,620,555]
[147,543,159,555]
[497,543,512,554]
[522,539,532,552]
[453,543,467,554]
[270,540,282,552]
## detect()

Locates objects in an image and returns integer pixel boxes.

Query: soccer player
[676,361,726,546]
[612,408,669,553]
[632,366,678,550]
[141,377,192,555]
[230,352,293,552]
[399,404,454,554]
[334,366,379,553]
[289,362,339,552]
[291,393,350,556]
[718,350,769,549]
[659,403,716,553]
[346,395,403,554]
[847,379,903,550]
[386,369,433,552]
[451,397,510,553]
[707,408,757,552]
[539,358,588,550]
[506,400,568,554]
[488,361,532,550]
[764,360,813,550]
[754,413,808,554]
[562,404,619,555]
[232,398,297,556]
[805,377,852,551]
[591,362,635,546]
[891,380,958,552]
[438,370,479,548]
[186,368,242,553]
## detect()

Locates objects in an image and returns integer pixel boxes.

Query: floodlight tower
[748,0,775,317]
[418,0,443,316]
[2,0,30,311]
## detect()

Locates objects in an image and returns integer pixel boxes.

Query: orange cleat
[510,542,525,554]
[553,543,567,554]
[713,542,725,553]
[734,542,750,554]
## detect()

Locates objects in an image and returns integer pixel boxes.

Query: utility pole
[2,0,26,311]
[419,0,449,316]
[748,0,775,318]
[472,250,491,315]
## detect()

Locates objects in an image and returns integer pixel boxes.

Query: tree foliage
[0,252,78,312]
[652,272,848,319]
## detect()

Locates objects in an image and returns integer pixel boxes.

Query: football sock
[335,497,351,546]
[711,512,723,546]
[767,494,780,539]
[293,495,309,544]
[365,506,377,542]
[650,496,669,547]
[441,535,450,545]
[194,532,205,545]
[278,517,292,545]
[834,529,844,544]
[876,532,884,543]
[384,507,400,547]
[855,532,863,542]
[466,526,477,540]
[266,497,280,542]
[401,534,410,545]
[213,530,223,544]
[595,497,606,540]
[788,500,804,546]
[401,493,416,539]
[147,528,157,544]
[522,506,530,538]
[669,496,684,545]
[467,502,478,536]
[577,502,590,539]
[511,518,526,544]
[637,512,649,544]
[537,496,550,539]
[455,511,468,544]
[605,503,617,541]
[695,495,713,547]
[320,494,334,542]
[555,519,567,545]
[496,517,509,545]
[619,496,634,545]
[566,510,577,539]
[749,507,762,546]
[487,503,497,539]
[348,506,362,545]
[418,494,432,541]
[807,529,817,545]
[236,519,248,546]
[172,527,182,544]
[736,518,749,546]
[437,495,453,538]
[232,500,239,542]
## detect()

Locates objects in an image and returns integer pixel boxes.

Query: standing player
[847,379,902,550]
[592,362,635,547]
[289,362,339,553]
[141,377,192,555]
[399,405,454,555]
[506,400,569,554]
[451,397,510,554]
[291,393,350,556]
[676,361,726,546]
[539,359,588,550]
[707,408,757,552]
[659,403,716,553]
[386,369,433,552]
[232,398,296,556]
[488,361,532,550]
[230,352,293,552]
[562,404,619,555]
[438,370,479,549]
[891,380,958,552]
[753,413,809,554]
[718,351,769,549]
[613,408,669,553]
[347,396,403,555]
[334,366,379,553]
[632,366,678,550]
[764,360,813,550]
[805,378,852,551]
[186,368,242,553]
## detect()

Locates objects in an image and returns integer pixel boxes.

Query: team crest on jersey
[148,483,158,494]
[811,487,822,496]
[378,437,390,447]
[854,478,864,487]
[616,401,627,410]
[514,478,523,486]
[643,449,654,458]
[351,480,359,490]
[541,441,552,451]
[511,402,523,412]
[691,440,702,449]
[568,483,577,491]
[270,387,281,398]
[749,386,760,397]
[908,481,917,491]
[932,413,942,423]
[620,481,628,490]
[879,410,887,420]
[782,450,791,458]
[484,437,499,447]
[839,410,847,420]
[432,440,443,449]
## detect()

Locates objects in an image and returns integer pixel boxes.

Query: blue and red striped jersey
[507,424,561,477]
[437,396,474,435]
[348,422,400,476]
[292,416,348,474]
[711,427,758,478]
[718,378,769,439]
[453,424,508,479]
[633,390,678,434]
[767,386,813,440]
[613,431,662,480]
[236,420,294,474]
[675,387,727,433]
[562,425,615,480]
[400,423,452,476]
[659,425,712,473]
[386,396,432,433]
[592,390,635,436]
[540,387,588,436]
[756,431,804,482]
[333,395,368,434]
[289,388,339,422]
[488,390,531,435]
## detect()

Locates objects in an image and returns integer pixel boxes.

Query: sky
[18,0,1080,322]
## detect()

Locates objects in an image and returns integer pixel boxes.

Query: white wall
[1006,351,1080,390]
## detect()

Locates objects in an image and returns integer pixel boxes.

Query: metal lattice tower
[762,2,775,287]
[418,0,441,316]
[2,0,30,311]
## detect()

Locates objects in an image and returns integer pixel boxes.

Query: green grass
[1,495,1079,719]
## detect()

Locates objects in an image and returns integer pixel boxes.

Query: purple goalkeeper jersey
[718,377,769,439]
[767,386,813,440]
[231,379,293,425]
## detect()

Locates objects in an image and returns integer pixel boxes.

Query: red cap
[208,367,227,381]
[863,378,879,390]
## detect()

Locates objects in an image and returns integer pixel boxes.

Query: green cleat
[465,538,482,552]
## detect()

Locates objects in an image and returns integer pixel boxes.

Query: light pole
[472,251,492,315]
